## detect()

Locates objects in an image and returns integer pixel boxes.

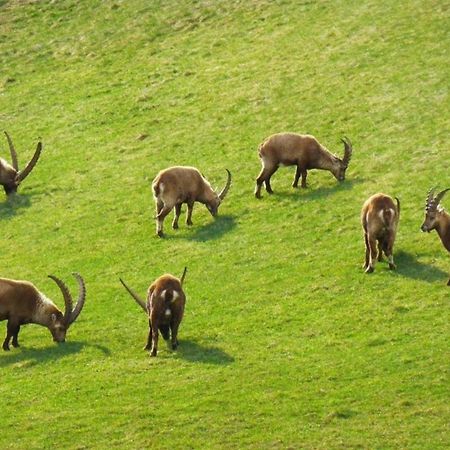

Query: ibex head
[421,187,449,233]
[206,169,232,217]
[47,273,86,343]
[333,137,353,182]
[1,131,42,195]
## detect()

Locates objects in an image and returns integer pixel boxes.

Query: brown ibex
[0,273,86,350]
[361,193,400,273]
[152,166,231,237]
[1,131,42,196]
[255,133,352,198]
[421,187,450,285]
[119,268,187,357]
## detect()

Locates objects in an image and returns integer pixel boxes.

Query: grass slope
[0,0,449,448]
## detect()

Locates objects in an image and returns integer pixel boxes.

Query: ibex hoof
[389,263,397,270]
[255,192,262,199]
[172,223,179,230]
[150,351,157,357]
[157,231,164,238]
[2,345,10,351]
[365,266,374,274]
[186,220,193,226]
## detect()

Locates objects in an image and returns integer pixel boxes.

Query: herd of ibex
[1,130,448,356]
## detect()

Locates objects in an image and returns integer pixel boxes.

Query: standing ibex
[152,166,231,237]
[361,193,400,273]
[421,187,450,285]
[255,133,352,198]
[0,273,86,350]
[119,268,187,357]
[1,131,42,196]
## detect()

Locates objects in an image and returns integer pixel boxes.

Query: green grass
[0,0,449,448]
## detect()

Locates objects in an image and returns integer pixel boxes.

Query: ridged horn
[119,278,147,313]
[68,273,86,326]
[16,141,42,183]
[48,274,73,327]
[4,131,19,171]
[434,188,450,207]
[180,267,187,287]
[340,136,352,168]
[425,187,436,210]
[218,169,232,201]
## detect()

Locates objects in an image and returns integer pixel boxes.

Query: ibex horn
[425,187,436,210]
[434,188,450,207]
[16,141,42,183]
[68,273,86,326]
[340,136,352,168]
[119,278,147,313]
[218,169,232,201]
[4,131,19,171]
[48,274,74,327]
[180,267,187,287]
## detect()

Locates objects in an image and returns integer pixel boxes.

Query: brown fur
[361,194,400,273]
[0,278,65,350]
[120,269,187,357]
[152,166,231,237]
[421,189,450,285]
[255,133,352,198]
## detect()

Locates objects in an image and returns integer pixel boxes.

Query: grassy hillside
[1,0,449,448]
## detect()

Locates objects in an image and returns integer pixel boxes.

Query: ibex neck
[33,294,60,326]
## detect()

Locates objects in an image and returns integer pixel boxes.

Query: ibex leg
[365,235,377,273]
[172,203,182,229]
[186,201,194,226]
[156,206,172,237]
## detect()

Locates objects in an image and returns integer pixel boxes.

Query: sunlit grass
[0,0,448,448]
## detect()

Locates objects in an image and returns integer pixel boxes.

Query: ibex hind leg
[172,203,182,229]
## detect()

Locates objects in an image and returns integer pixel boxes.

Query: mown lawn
[0,0,448,448]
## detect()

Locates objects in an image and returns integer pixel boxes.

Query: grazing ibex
[0,273,86,350]
[361,193,400,273]
[119,268,187,357]
[1,131,42,196]
[421,187,450,285]
[255,133,352,198]
[152,166,231,237]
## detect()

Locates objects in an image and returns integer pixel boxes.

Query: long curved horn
[68,273,86,326]
[434,188,450,207]
[119,278,147,313]
[425,187,436,210]
[16,141,42,183]
[218,169,232,201]
[340,137,352,168]
[180,267,187,287]
[4,131,19,171]
[48,274,73,326]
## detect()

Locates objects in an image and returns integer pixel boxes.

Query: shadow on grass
[188,214,236,242]
[0,341,111,368]
[262,178,363,202]
[0,193,34,220]
[175,339,234,365]
[395,250,448,283]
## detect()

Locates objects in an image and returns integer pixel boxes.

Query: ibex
[361,193,400,273]
[0,273,86,350]
[152,166,231,237]
[119,268,187,357]
[255,133,352,198]
[421,187,450,285]
[1,131,42,196]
